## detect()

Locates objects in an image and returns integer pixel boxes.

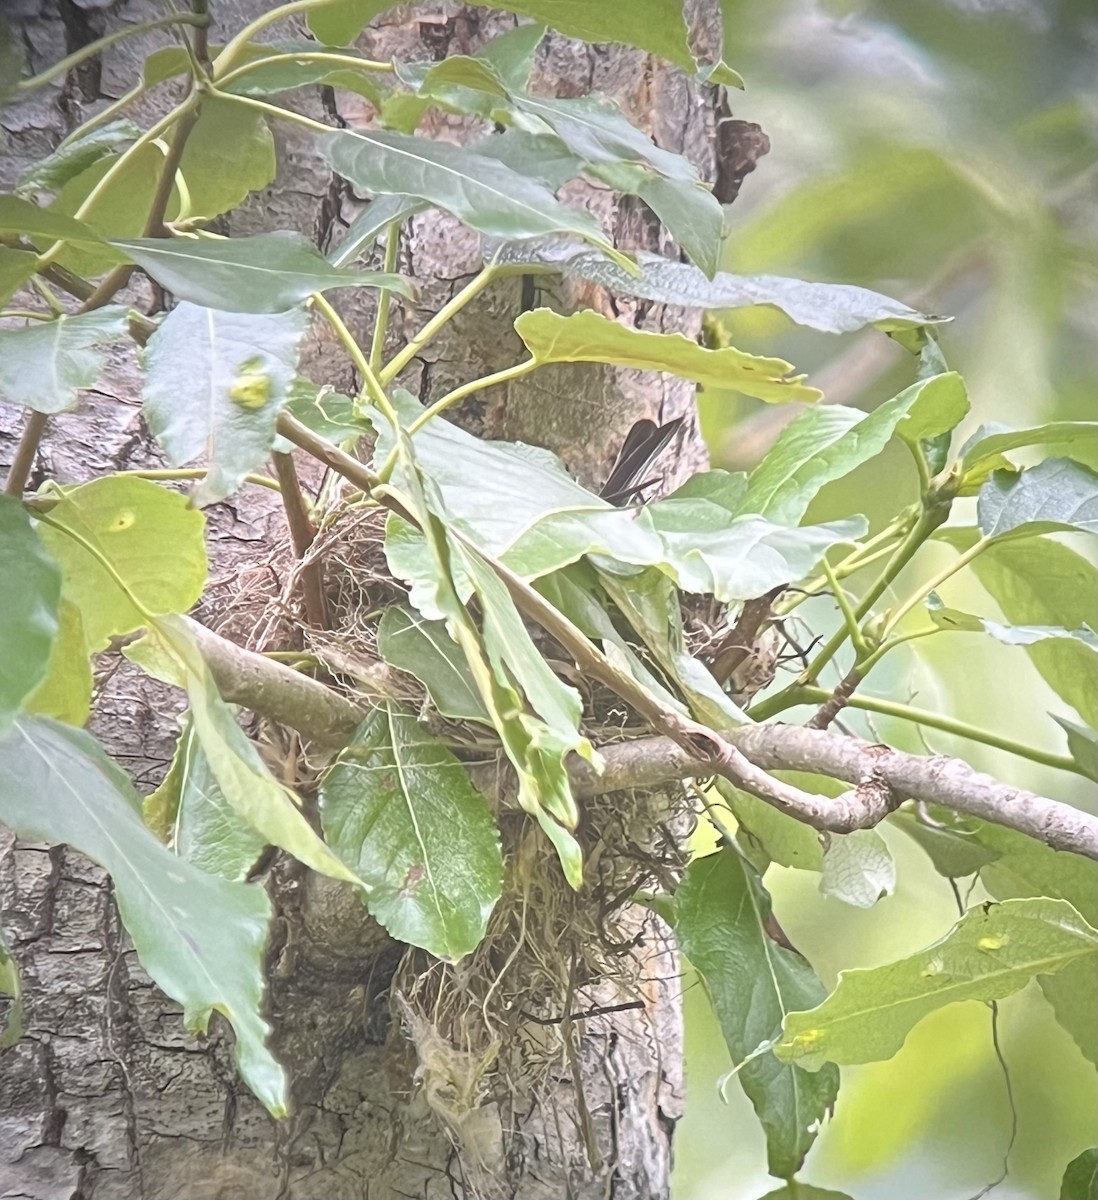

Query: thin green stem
[368,219,403,373]
[379,266,499,385]
[311,293,399,427]
[56,82,147,150]
[776,686,1081,776]
[209,89,334,135]
[859,625,940,673]
[215,50,394,92]
[0,310,54,322]
[116,468,281,491]
[16,14,209,92]
[821,556,866,657]
[212,0,342,78]
[883,536,990,636]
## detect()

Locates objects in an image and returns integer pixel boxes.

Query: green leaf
[938,531,1098,725]
[484,242,947,332]
[738,373,968,524]
[0,308,129,413]
[322,129,629,267]
[280,379,365,446]
[1052,715,1098,783]
[0,496,60,735]
[890,807,1000,879]
[218,41,385,101]
[1040,957,1097,1065]
[475,130,582,191]
[48,143,165,277]
[143,303,306,506]
[376,605,490,723]
[16,120,145,195]
[129,617,367,889]
[978,459,1098,540]
[721,779,825,872]
[305,0,392,44]
[328,193,426,267]
[820,829,895,909]
[112,231,409,314]
[176,96,276,220]
[0,715,287,1115]
[319,703,503,960]
[0,194,106,246]
[926,593,1098,650]
[675,849,839,1178]
[756,1188,854,1200]
[35,476,207,652]
[775,898,1098,1071]
[22,599,91,727]
[1060,1148,1098,1200]
[962,421,1098,473]
[145,718,268,882]
[0,923,23,1049]
[475,21,545,90]
[0,246,37,307]
[515,307,822,404]
[633,174,723,277]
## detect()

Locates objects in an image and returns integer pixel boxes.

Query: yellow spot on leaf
[978,935,1007,951]
[229,359,271,411]
[107,510,136,532]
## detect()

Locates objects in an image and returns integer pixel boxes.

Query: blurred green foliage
[679,2,1098,1197]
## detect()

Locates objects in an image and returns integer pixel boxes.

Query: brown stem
[271,450,329,628]
[707,587,782,686]
[806,664,863,730]
[3,412,49,496]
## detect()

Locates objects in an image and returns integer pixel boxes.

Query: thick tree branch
[182,618,1098,861]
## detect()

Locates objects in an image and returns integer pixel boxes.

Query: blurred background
[676,0,1097,1197]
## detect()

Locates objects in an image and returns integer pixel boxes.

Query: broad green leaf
[176,96,276,220]
[112,231,410,314]
[1060,1148,1098,1200]
[0,307,129,413]
[49,143,165,276]
[145,718,268,882]
[0,924,22,1048]
[377,605,490,723]
[775,898,1098,1071]
[633,173,723,277]
[643,495,865,602]
[143,303,306,506]
[890,807,1000,879]
[486,242,948,333]
[0,194,106,245]
[820,829,895,909]
[515,308,821,404]
[0,247,37,307]
[1040,957,1097,1064]
[739,373,968,524]
[16,119,144,194]
[218,41,385,102]
[963,421,1098,473]
[926,593,1098,650]
[23,599,91,727]
[721,778,825,872]
[280,379,365,446]
[328,193,426,267]
[938,531,1098,725]
[319,703,502,960]
[757,1187,855,1200]
[475,130,582,191]
[0,715,287,1114]
[35,476,207,651]
[675,849,839,1177]
[308,1,694,70]
[1052,715,1098,782]
[978,460,1098,540]
[130,616,367,889]
[0,496,60,734]
[322,128,629,267]
[475,21,545,90]
[394,55,509,118]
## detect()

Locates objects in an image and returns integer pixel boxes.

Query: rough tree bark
[0,4,767,1197]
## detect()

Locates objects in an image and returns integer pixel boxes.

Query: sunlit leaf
[0,247,37,307]
[0,924,22,1049]
[377,605,490,723]
[738,373,968,524]
[938,531,1098,725]
[22,599,91,727]
[962,421,1098,473]
[176,96,276,219]
[0,308,129,413]
[319,702,502,960]
[515,307,822,404]
[35,476,207,651]
[145,717,268,882]
[281,378,366,446]
[775,898,1098,1070]
[143,303,306,506]
[0,715,287,1115]
[0,496,60,734]
[675,848,839,1177]
[322,129,628,266]
[112,231,410,314]
[978,459,1098,540]
[820,829,895,909]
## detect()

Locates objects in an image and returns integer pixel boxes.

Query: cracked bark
[0,3,745,1197]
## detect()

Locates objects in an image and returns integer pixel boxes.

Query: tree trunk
[0,4,759,1197]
